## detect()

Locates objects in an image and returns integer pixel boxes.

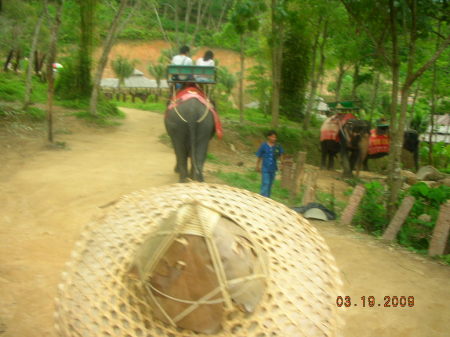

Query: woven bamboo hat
[54,183,343,337]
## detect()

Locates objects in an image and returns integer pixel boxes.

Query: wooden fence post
[428,201,450,256]
[281,157,294,189]
[291,151,307,197]
[340,185,365,225]
[382,196,415,240]
[301,170,318,205]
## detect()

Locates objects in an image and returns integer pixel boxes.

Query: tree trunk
[24,2,47,110]
[13,48,21,72]
[89,0,129,116]
[270,0,284,128]
[408,84,419,128]
[4,49,14,71]
[46,0,64,143]
[191,0,206,45]
[216,0,229,31]
[351,62,359,100]
[369,71,380,124]
[303,17,326,129]
[184,0,193,37]
[386,0,401,219]
[78,0,95,97]
[335,61,346,102]
[153,2,171,45]
[239,34,245,124]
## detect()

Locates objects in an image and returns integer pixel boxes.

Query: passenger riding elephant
[165,87,219,182]
[320,114,371,177]
[363,125,420,171]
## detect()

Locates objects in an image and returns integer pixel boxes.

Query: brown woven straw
[54,183,343,337]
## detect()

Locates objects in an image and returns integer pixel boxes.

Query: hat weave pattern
[54,183,343,337]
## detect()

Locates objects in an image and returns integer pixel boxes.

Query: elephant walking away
[320,114,370,177]
[165,86,221,182]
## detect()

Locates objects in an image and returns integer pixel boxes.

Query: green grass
[213,169,302,205]
[206,153,230,165]
[0,72,47,103]
[114,100,167,113]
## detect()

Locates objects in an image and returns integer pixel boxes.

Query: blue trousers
[260,171,276,197]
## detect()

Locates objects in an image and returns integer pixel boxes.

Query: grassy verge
[113,100,167,113]
[213,169,303,206]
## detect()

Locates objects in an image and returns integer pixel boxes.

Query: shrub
[352,181,387,235]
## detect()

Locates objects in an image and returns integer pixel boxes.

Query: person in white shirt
[195,50,215,83]
[171,46,193,88]
[196,50,215,67]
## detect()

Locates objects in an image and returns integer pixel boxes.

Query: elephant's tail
[188,120,199,180]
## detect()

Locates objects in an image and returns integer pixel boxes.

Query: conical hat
[54,183,344,337]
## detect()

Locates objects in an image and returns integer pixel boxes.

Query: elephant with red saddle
[363,124,420,171]
[320,113,371,177]
[165,86,222,182]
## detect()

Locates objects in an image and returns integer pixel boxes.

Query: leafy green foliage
[229,0,266,35]
[111,56,137,88]
[148,62,165,88]
[398,182,450,251]
[352,181,387,235]
[280,14,310,121]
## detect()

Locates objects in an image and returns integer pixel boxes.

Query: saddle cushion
[167,86,223,139]
[320,113,356,142]
[368,129,390,155]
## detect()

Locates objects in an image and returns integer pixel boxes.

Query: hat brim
[55,183,343,337]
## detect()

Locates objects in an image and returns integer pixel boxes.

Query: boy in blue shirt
[256,130,284,197]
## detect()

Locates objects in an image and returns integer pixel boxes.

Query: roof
[100,68,169,89]
[327,101,361,110]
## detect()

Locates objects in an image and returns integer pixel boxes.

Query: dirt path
[0,109,449,337]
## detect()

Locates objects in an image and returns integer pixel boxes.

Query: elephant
[321,116,371,177]
[363,127,420,171]
[165,96,215,182]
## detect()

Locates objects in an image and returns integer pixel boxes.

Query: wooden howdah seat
[167,65,216,84]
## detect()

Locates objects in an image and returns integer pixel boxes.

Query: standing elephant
[320,114,371,177]
[165,88,218,182]
[363,126,420,171]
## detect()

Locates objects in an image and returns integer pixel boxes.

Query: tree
[342,0,450,217]
[23,0,47,110]
[78,0,97,97]
[89,0,135,116]
[229,0,266,124]
[46,0,64,143]
[148,61,165,100]
[279,11,310,122]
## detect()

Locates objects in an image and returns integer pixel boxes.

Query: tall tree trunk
[303,17,326,129]
[46,0,64,143]
[335,61,346,102]
[369,71,380,124]
[153,2,171,45]
[191,0,206,45]
[407,84,420,127]
[271,0,284,128]
[386,0,401,219]
[216,0,229,31]
[184,0,193,37]
[24,2,47,110]
[89,0,130,116]
[3,49,14,71]
[79,0,95,97]
[239,34,245,124]
[351,62,360,100]
[13,48,21,72]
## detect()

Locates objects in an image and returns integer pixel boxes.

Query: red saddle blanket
[320,113,356,141]
[368,129,390,155]
[167,86,223,139]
